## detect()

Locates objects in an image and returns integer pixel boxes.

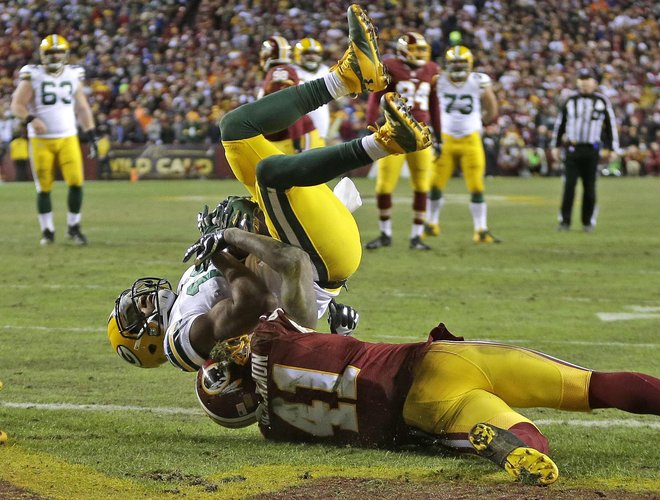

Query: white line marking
[597,312,660,322]
[0,402,657,429]
[2,325,99,333]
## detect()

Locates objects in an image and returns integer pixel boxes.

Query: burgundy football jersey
[262,64,313,142]
[366,56,440,131]
[250,310,430,447]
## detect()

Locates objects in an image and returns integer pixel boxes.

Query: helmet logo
[117,345,142,366]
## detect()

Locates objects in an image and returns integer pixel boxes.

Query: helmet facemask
[397,32,430,67]
[41,49,68,74]
[114,278,175,340]
[446,46,474,83]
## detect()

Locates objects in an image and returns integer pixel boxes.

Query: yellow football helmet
[107,277,177,368]
[397,32,431,67]
[294,37,323,72]
[39,34,70,74]
[445,45,473,83]
[260,35,292,71]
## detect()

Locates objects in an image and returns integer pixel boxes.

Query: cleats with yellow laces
[469,423,559,486]
[473,229,501,244]
[330,4,389,95]
[369,92,432,155]
[424,223,440,237]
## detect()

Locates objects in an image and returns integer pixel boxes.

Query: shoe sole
[347,5,388,92]
[381,92,431,152]
[469,423,559,486]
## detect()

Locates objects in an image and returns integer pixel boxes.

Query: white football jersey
[18,64,85,139]
[436,72,491,138]
[296,63,331,139]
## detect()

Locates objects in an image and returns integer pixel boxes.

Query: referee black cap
[577,67,595,80]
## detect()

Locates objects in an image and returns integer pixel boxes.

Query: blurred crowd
[0,0,658,176]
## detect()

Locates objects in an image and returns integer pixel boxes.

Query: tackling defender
[427,45,500,243]
[11,34,97,246]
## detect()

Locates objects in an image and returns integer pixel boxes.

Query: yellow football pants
[29,136,84,193]
[375,146,432,194]
[223,135,361,285]
[430,132,485,193]
[403,341,592,435]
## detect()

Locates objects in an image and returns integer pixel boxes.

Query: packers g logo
[117,345,142,366]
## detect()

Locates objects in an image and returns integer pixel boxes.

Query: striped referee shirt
[551,91,619,151]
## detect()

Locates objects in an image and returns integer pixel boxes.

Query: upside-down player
[181,225,660,487]
[10,34,97,246]
[427,45,500,243]
[220,4,430,315]
[365,32,441,251]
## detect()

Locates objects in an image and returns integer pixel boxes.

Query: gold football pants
[403,341,592,435]
[430,132,485,193]
[375,146,432,194]
[29,136,84,193]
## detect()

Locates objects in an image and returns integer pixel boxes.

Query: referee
[551,67,619,232]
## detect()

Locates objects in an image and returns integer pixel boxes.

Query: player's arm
[481,86,498,125]
[222,228,317,329]
[189,251,277,358]
[10,80,34,122]
[74,86,95,133]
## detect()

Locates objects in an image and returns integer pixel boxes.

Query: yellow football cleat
[330,4,389,95]
[473,229,501,244]
[424,223,440,237]
[469,423,559,486]
[369,92,432,155]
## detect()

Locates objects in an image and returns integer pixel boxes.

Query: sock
[67,212,81,226]
[37,191,51,214]
[68,186,83,213]
[256,139,372,190]
[38,212,54,232]
[378,218,392,236]
[220,80,333,141]
[361,134,390,161]
[410,222,424,238]
[427,197,445,225]
[508,422,549,454]
[589,372,660,414]
[469,201,487,231]
[323,71,350,99]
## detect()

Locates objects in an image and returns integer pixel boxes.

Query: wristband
[23,115,35,125]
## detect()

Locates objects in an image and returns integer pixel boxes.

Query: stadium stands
[0,0,657,176]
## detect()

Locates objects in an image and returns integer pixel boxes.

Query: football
[195,360,259,429]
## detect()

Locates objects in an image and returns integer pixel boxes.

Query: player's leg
[58,136,87,245]
[580,147,599,230]
[461,133,500,243]
[406,147,433,249]
[220,4,388,195]
[559,148,579,229]
[425,134,454,237]
[29,138,56,245]
[365,154,404,250]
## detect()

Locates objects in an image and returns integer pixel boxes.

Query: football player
[191,238,660,486]
[259,36,317,154]
[220,4,429,314]
[428,45,500,243]
[293,37,331,146]
[10,34,97,245]
[365,32,441,250]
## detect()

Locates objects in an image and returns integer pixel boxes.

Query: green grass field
[0,176,658,499]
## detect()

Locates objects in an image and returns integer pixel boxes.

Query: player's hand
[432,139,443,159]
[328,299,359,336]
[31,118,48,135]
[183,230,228,270]
[81,129,99,159]
[221,196,262,233]
[196,204,224,236]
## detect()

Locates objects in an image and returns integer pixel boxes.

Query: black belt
[569,142,600,149]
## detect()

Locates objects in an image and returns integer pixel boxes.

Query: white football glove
[183,229,228,270]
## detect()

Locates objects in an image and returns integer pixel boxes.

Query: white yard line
[0,401,657,429]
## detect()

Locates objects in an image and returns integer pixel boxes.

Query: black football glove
[183,229,228,271]
[81,129,99,159]
[432,139,443,158]
[328,299,359,336]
